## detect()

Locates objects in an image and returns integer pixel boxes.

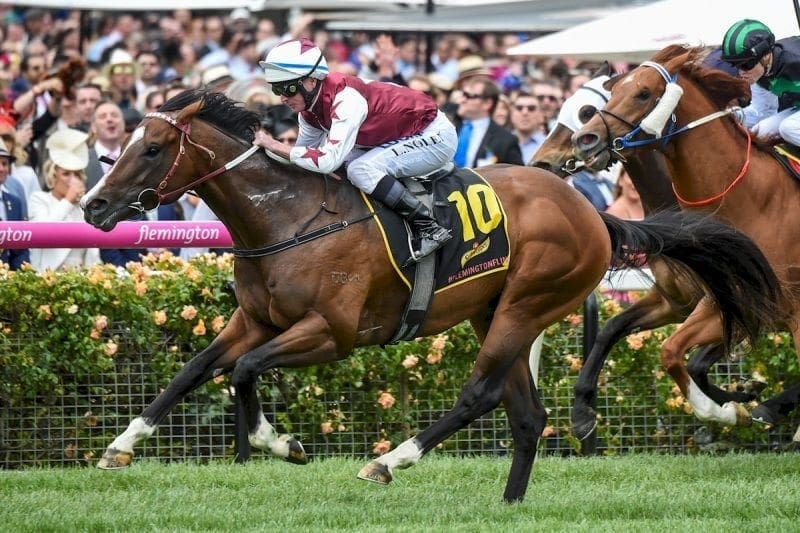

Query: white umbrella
[507,0,800,62]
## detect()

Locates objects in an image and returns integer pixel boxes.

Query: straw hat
[456,55,490,84]
[103,48,138,78]
[201,64,234,88]
[0,137,14,161]
[46,128,89,171]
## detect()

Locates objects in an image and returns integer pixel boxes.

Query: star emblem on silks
[330,100,343,120]
[301,146,326,167]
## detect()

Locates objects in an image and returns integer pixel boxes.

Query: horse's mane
[650,45,752,110]
[160,88,261,143]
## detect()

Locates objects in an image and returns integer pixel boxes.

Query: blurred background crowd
[0,5,640,271]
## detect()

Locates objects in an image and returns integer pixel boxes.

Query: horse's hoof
[729,402,752,426]
[97,449,133,469]
[742,379,767,398]
[357,461,392,485]
[571,409,598,441]
[751,405,778,429]
[285,438,308,465]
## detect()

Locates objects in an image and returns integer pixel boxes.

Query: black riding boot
[372,176,452,261]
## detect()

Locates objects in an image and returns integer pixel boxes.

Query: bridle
[591,61,750,206]
[127,111,259,213]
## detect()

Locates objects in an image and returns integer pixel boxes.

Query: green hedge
[1,254,798,466]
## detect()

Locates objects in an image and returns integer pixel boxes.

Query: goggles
[729,57,760,71]
[271,79,304,97]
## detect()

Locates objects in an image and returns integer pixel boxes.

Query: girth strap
[388,178,437,343]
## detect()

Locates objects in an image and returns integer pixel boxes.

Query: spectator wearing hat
[103,48,138,110]
[201,64,234,93]
[455,54,491,91]
[0,137,30,270]
[0,114,40,208]
[453,78,522,168]
[29,128,101,271]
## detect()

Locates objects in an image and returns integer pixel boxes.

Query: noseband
[127,112,259,213]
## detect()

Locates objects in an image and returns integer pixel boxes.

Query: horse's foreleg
[501,355,546,503]
[357,312,538,494]
[98,310,270,469]
[661,299,749,426]
[230,310,346,465]
[573,288,682,440]
[752,330,800,429]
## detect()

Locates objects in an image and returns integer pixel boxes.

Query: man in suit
[0,139,30,269]
[454,79,523,168]
[85,100,126,190]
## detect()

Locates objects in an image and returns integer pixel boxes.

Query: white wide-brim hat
[46,128,89,171]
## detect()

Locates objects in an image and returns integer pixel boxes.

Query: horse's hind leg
[501,355,546,503]
[573,288,684,440]
[687,344,762,404]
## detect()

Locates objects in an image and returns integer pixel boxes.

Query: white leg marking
[108,417,156,453]
[687,379,737,425]
[249,413,290,458]
[793,424,800,443]
[377,438,423,471]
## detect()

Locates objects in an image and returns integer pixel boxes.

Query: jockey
[721,19,800,145]
[254,38,458,261]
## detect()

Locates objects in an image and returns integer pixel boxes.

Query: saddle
[359,166,511,342]
[772,143,800,181]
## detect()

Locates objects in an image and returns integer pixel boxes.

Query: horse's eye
[578,105,597,124]
[147,145,160,156]
[636,90,651,101]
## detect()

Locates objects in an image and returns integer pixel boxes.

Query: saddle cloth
[773,143,800,180]
[360,167,510,293]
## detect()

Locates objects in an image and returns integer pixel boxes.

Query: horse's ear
[604,73,623,91]
[596,61,613,77]
[176,100,203,125]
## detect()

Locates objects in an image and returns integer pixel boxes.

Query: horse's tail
[599,210,782,352]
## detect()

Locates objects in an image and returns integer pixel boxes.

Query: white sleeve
[295,114,325,148]
[742,83,778,128]
[289,87,368,174]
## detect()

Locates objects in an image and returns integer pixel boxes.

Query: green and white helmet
[259,38,329,83]
[721,19,775,65]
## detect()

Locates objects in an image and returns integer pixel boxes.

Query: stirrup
[410,228,452,262]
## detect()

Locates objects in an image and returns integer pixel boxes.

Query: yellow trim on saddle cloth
[358,168,511,294]
[774,145,800,164]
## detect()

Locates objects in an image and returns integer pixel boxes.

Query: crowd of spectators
[0,6,642,272]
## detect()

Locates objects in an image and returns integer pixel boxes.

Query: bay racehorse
[532,69,757,440]
[82,89,781,502]
[571,45,800,430]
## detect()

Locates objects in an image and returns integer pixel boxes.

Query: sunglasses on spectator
[536,94,559,103]
[462,91,486,100]
[514,104,539,112]
[111,65,135,75]
[278,135,298,143]
[271,80,304,97]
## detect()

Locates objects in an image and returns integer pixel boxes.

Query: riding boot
[371,176,452,261]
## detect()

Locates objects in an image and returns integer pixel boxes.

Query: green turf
[2,454,799,532]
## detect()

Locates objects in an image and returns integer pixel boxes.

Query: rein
[673,125,752,207]
[138,111,376,259]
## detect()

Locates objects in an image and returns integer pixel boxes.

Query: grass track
[2,454,800,532]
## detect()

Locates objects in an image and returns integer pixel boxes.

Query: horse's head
[82,89,260,231]
[571,45,750,171]
[531,73,612,176]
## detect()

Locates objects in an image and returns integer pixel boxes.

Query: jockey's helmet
[721,19,775,68]
[259,38,329,84]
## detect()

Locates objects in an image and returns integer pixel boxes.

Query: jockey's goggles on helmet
[730,57,760,71]
[271,79,304,97]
